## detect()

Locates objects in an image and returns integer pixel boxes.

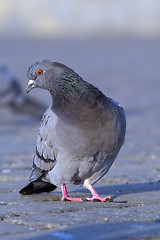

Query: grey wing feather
[19,108,57,195]
[35,109,57,170]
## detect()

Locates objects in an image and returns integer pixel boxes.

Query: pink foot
[84,181,112,202]
[86,196,112,202]
[61,196,83,202]
[61,184,83,202]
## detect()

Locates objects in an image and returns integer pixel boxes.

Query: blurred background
[0,0,160,191]
[0,0,160,107]
[1,0,160,38]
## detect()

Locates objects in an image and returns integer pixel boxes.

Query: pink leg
[84,183,112,202]
[61,184,83,202]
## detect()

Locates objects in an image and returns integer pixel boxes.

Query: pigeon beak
[26,80,36,93]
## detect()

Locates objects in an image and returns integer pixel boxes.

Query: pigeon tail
[19,178,56,195]
[19,166,56,195]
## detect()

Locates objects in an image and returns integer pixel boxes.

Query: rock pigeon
[19,60,126,202]
[0,62,46,118]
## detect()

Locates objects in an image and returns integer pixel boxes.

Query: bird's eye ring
[37,69,43,75]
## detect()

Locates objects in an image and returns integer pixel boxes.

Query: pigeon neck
[50,75,88,119]
[50,83,107,124]
[50,89,81,120]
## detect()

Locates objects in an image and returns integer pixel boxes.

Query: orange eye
[37,69,43,75]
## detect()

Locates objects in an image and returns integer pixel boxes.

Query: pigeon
[0,62,46,119]
[19,60,126,202]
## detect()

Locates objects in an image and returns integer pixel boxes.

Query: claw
[84,181,112,202]
[61,196,83,202]
[86,196,112,202]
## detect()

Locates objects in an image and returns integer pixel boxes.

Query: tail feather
[19,165,56,195]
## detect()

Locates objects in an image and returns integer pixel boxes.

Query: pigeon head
[26,60,55,93]
[26,60,105,120]
[26,60,85,95]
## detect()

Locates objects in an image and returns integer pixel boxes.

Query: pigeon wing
[34,108,57,171]
[19,108,57,195]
